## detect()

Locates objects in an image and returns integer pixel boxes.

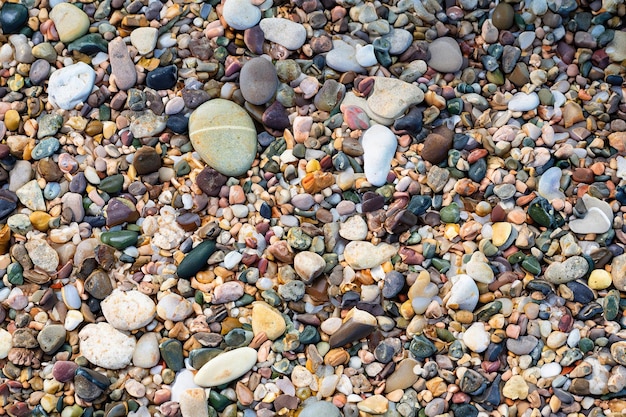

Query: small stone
[239,57,278,105]
[101,289,156,330]
[25,238,58,273]
[588,269,612,290]
[259,18,307,50]
[428,37,463,73]
[37,324,66,354]
[52,361,78,382]
[0,3,28,34]
[385,358,418,392]
[0,329,12,359]
[130,27,158,55]
[179,389,209,417]
[463,322,490,352]
[109,37,137,90]
[48,62,95,110]
[133,146,162,175]
[492,2,514,30]
[133,332,160,368]
[383,271,405,299]
[212,281,244,304]
[544,256,589,284]
[222,0,261,30]
[367,77,424,119]
[326,40,366,73]
[157,293,193,322]
[503,375,529,400]
[446,274,479,311]
[146,65,178,90]
[251,301,286,340]
[299,401,341,417]
[611,254,626,291]
[343,241,397,270]
[78,323,136,370]
[357,395,388,414]
[506,335,538,355]
[422,133,453,165]
[508,92,540,112]
[294,251,326,283]
[189,99,257,177]
[49,3,90,43]
[362,124,397,186]
[194,347,258,387]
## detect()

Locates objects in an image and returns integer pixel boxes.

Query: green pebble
[209,390,232,412]
[159,339,184,372]
[98,174,124,194]
[61,405,84,417]
[7,262,23,285]
[603,289,620,321]
[578,337,594,353]
[177,240,216,279]
[189,348,223,370]
[234,293,255,307]
[409,335,437,359]
[475,301,502,321]
[431,258,450,273]
[436,328,455,342]
[67,33,108,54]
[521,256,541,275]
[174,160,191,176]
[287,227,312,250]
[100,230,138,250]
[440,203,461,223]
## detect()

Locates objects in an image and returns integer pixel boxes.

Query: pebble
[109,37,137,91]
[463,323,490,352]
[367,77,424,119]
[362,124,397,186]
[239,57,278,105]
[222,0,261,30]
[130,27,158,55]
[189,99,257,177]
[49,3,90,43]
[133,332,160,368]
[179,389,209,417]
[78,323,136,370]
[194,347,258,387]
[507,92,540,112]
[47,62,96,110]
[251,301,286,340]
[0,3,28,34]
[37,325,66,354]
[101,289,156,330]
[259,18,307,50]
[446,274,479,311]
[427,37,463,73]
[343,241,396,270]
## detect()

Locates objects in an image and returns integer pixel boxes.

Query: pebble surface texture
[0,0,625,416]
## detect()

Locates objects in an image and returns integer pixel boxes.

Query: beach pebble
[446,274,479,311]
[367,77,424,119]
[156,293,193,322]
[507,92,540,112]
[101,289,156,331]
[222,0,261,30]
[179,389,209,417]
[194,347,258,387]
[49,3,90,43]
[133,332,160,368]
[343,241,397,269]
[189,99,257,177]
[47,62,95,110]
[78,323,136,370]
[362,124,397,186]
[251,301,286,340]
[239,57,278,105]
[260,18,307,50]
[326,40,366,73]
[427,37,463,73]
[130,27,158,55]
[109,37,137,90]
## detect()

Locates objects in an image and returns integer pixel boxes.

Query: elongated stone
[194,347,258,387]
[329,308,377,348]
[100,231,138,249]
[176,240,216,279]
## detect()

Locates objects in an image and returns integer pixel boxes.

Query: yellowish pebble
[491,222,512,247]
[4,109,20,131]
[30,211,52,231]
[306,159,321,173]
[588,269,612,290]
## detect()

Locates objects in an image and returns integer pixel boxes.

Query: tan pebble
[588,269,612,290]
[4,109,20,131]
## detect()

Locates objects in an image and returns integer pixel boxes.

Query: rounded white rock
[194,347,258,387]
[222,0,261,30]
[47,62,96,110]
[101,289,156,331]
[78,323,136,370]
[133,332,161,368]
[362,124,397,186]
[463,322,490,353]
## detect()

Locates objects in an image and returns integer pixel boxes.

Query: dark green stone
[176,240,216,279]
[159,339,184,372]
[299,325,320,344]
[449,339,464,359]
[578,338,594,353]
[209,390,232,412]
[409,335,437,359]
[98,174,124,194]
[447,98,463,115]
[475,301,502,321]
[431,258,450,273]
[407,195,432,216]
[521,256,541,275]
[528,197,555,228]
[436,328,455,342]
[234,293,255,307]
[67,34,109,54]
[440,203,461,223]
[469,158,487,182]
[603,289,620,321]
[0,3,28,34]
[100,230,138,249]
[224,328,253,347]
[174,160,190,176]
[189,348,222,370]
[7,262,23,285]
[507,251,525,264]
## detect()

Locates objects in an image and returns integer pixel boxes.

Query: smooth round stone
[540,362,562,378]
[446,274,479,311]
[37,324,66,354]
[194,347,257,387]
[108,37,137,91]
[0,329,12,359]
[52,361,78,382]
[427,37,463,73]
[239,57,278,105]
[0,3,28,34]
[299,401,341,417]
[146,65,178,90]
[492,3,514,30]
[507,92,540,112]
[133,146,162,175]
[259,18,307,50]
[355,44,377,67]
[326,40,366,73]
[544,256,589,284]
[362,124,397,186]
[49,3,90,43]
[383,29,413,54]
[422,133,453,164]
[78,323,136,370]
[130,27,158,55]
[29,59,51,85]
[101,289,156,331]
[222,0,261,30]
[251,301,286,340]
[383,271,405,299]
[463,322,489,353]
[133,332,160,368]
[588,269,612,290]
[156,293,193,322]
[189,99,257,177]
[47,62,95,110]
[367,77,424,119]
[294,251,326,283]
